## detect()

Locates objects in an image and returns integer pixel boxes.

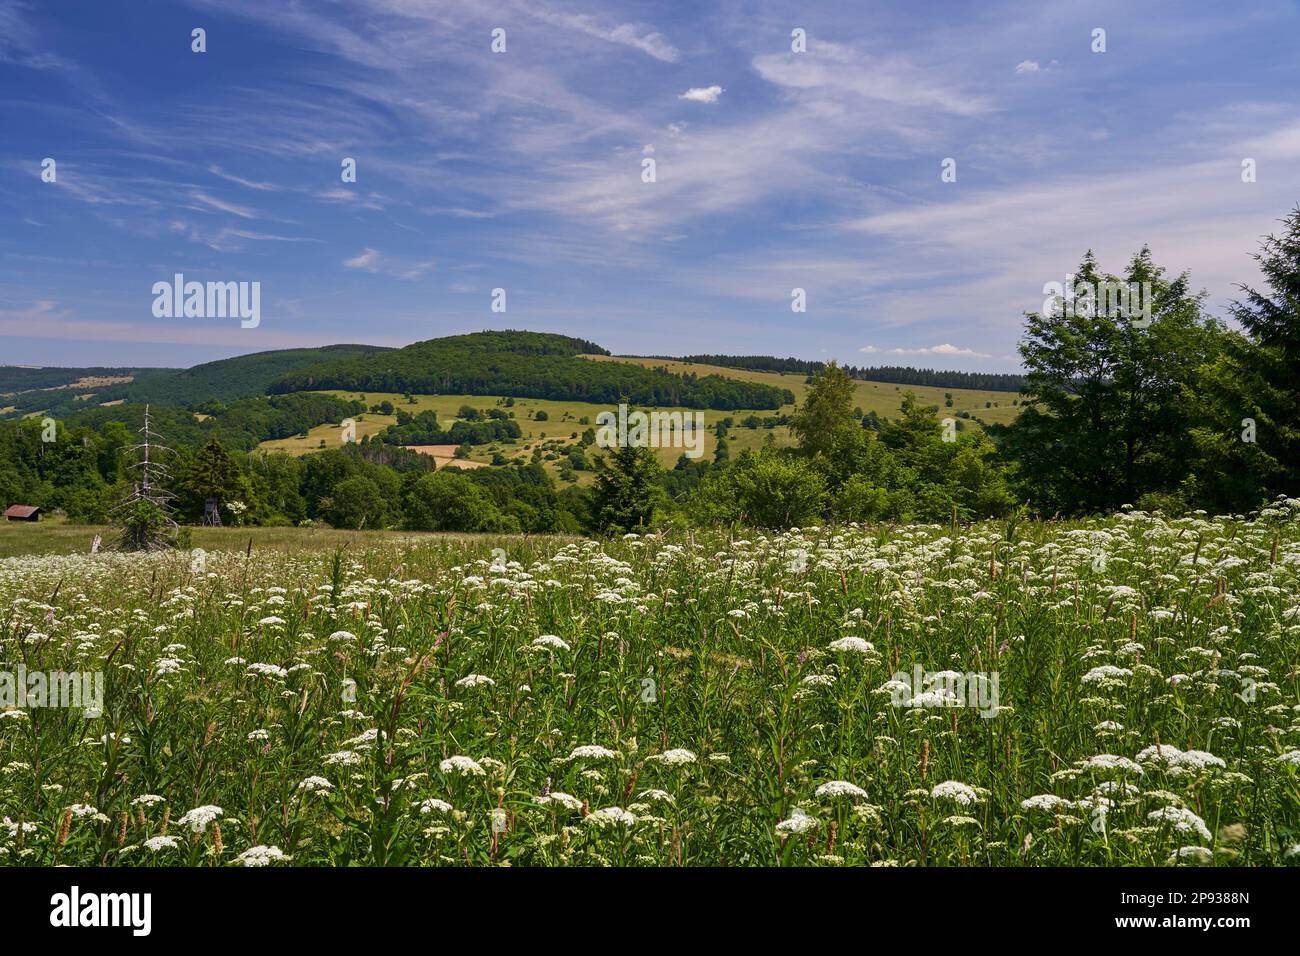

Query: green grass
[0,519,534,559]
[584,355,1024,426]
[260,392,745,485]
[1,502,1297,866]
[256,362,1022,486]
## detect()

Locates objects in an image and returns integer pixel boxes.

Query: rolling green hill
[0,365,170,394]
[268,330,793,411]
[117,344,392,407]
[0,344,389,418]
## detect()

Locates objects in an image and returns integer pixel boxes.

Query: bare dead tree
[112,404,179,551]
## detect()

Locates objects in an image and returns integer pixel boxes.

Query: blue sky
[1,0,1298,370]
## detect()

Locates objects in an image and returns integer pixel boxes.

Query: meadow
[258,391,729,482]
[1,500,1298,866]
[254,359,1019,485]
[584,355,1024,427]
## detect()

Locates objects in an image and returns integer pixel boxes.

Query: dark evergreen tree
[1188,208,1300,510]
[184,438,240,525]
[993,248,1216,514]
[593,444,661,533]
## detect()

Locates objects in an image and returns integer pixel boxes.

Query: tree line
[644,354,1026,392]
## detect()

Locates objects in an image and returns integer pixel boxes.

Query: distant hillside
[63,391,368,452]
[122,344,392,406]
[270,330,793,410]
[0,345,389,417]
[0,365,172,395]
[642,354,1026,393]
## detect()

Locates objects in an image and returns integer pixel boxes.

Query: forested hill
[0,345,389,418]
[62,391,367,452]
[645,354,1026,392]
[0,365,171,393]
[270,330,794,410]
[111,344,391,406]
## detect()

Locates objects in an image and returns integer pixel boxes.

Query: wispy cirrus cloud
[208,165,283,192]
[753,40,992,116]
[343,248,432,280]
[524,5,679,62]
[187,191,260,219]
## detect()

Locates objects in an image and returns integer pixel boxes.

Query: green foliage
[269,331,792,411]
[994,248,1218,514]
[0,365,165,393]
[8,209,1300,536]
[114,497,176,551]
[788,362,856,460]
[697,448,827,528]
[832,474,890,523]
[1185,207,1300,511]
[179,439,242,521]
[324,476,389,530]
[593,445,662,533]
[382,409,521,446]
[4,507,1300,865]
[402,471,514,533]
[60,392,363,453]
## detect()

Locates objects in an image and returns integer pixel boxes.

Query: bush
[325,476,388,529]
[697,450,826,528]
[831,475,890,523]
[402,471,513,532]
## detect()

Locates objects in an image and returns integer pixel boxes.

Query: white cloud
[344,249,381,271]
[1014,60,1041,74]
[679,85,723,104]
[860,344,994,359]
[218,228,318,244]
[342,248,431,279]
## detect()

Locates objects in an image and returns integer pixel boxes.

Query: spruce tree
[593,444,661,533]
